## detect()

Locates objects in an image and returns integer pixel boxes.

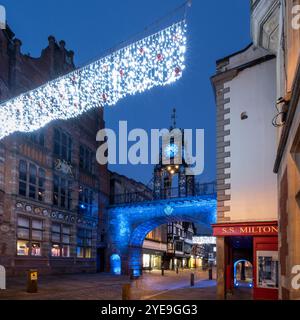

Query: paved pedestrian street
[0,269,253,300]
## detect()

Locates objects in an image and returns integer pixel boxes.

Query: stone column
[216,236,226,300]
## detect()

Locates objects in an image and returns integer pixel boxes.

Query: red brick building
[0,25,110,275]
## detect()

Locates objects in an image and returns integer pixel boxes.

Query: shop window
[17,216,43,256]
[76,247,84,258]
[17,240,29,256]
[76,228,93,258]
[257,251,279,289]
[143,254,151,268]
[51,223,71,257]
[51,244,60,257]
[18,160,45,202]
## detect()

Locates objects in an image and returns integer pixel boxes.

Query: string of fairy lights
[0,20,187,140]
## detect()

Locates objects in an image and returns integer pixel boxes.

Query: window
[77,228,93,258]
[17,216,43,256]
[53,128,72,162]
[78,187,94,216]
[51,223,71,257]
[175,241,183,252]
[18,161,45,202]
[79,145,94,173]
[53,175,72,209]
[28,131,45,147]
[146,230,155,240]
[257,251,279,289]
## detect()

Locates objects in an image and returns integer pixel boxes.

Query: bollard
[122,284,131,300]
[209,268,213,280]
[27,269,38,293]
[190,273,195,287]
[161,267,164,276]
[130,269,138,280]
[176,267,179,274]
[0,265,6,290]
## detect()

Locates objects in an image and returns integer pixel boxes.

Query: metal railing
[110,182,216,205]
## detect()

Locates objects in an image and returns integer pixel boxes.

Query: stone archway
[107,195,216,275]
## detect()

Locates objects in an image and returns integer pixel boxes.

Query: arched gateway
[107,191,216,276]
[108,112,217,276]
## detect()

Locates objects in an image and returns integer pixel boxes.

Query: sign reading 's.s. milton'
[0,5,5,30]
[212,221,278,237]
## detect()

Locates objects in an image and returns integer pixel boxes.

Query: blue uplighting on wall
[110,254,121,275]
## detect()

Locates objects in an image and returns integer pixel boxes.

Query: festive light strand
[0,21,187,140]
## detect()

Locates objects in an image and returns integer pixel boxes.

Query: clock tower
[153,108,195,199]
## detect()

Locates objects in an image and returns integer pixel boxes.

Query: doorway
[234,260,253,288]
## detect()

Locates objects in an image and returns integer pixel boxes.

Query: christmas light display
[0,21,187,140]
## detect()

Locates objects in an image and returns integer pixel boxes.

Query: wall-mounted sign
[30,271,38,281]
[193,236,216,245]
[212,221,278,237]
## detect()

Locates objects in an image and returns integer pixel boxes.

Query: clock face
[164,143,179,158]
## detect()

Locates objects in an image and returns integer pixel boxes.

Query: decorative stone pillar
[216,236,226,300]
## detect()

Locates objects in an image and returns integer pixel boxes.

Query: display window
[256,250,279,289]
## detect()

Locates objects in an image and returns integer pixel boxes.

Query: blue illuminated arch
[108,195,217,276]
[234,259,253,288]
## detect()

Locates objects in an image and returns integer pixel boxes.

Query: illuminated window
[31,243,41,256]
[51,223,71,257]
[85,248,92,259]
[17,240,29,256]
[143,254,151,268]
[146,230,155,240]
[51,244,61,257]
[76,228,93,258]
[17,216,43,256]
[76,246,84,258]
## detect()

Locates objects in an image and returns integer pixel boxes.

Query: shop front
[142,250,164,270]
[213,221,278,300]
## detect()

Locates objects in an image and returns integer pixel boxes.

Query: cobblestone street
[0,269,223,300]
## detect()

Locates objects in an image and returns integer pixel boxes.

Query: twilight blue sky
[2,0,251,185]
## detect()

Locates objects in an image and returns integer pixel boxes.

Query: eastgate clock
[164,143,179,158]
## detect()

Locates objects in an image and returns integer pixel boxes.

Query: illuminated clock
[164,143,179,158]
